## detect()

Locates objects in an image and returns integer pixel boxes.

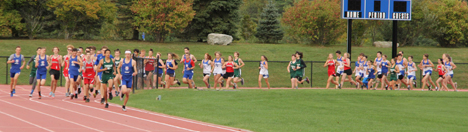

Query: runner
[388,58,399,90]
[95,46,113,100]
[63,45,73,97]
[199,53,213,89]
[380,55,390,90]
[164,53,180,89]
[231,52,245,89]
[153,52,165,89]
[443,54,457,92]
[373,51,383,89]
[340,53,357,88]
[144,49,155,89]
[360,56,369,90]
[366,60,376,90]
[76,47,84,94]
[181,50,196,89]
[7,46,25,97]
[419,54,436,91]
[442,54,457,91]
[180,47,197,88]
[117,49,137,111]
[96,49,116,108]
[69,48,83,99]
[335,50,346,89]
[406,56,417,90]
[212,52,224,89]
[113,49,122,96]
[34,48,49,99]
[435,58,445,91]
[353,53,363,89]
[288,54,298,89]
[49,47,62,98]
[221,55,239,90]
[258,55,270,89]
[295,51,310,85]
[323,53,339,89]
[82,50,95,102]
[396,54,409,90]
[26,47,41,97]
[132,49,140,90]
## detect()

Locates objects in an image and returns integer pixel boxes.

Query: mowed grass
[109,89,468,132]
[0,39,467,88]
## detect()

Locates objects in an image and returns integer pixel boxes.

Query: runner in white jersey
[360,56,369,89]
[442,54,457,91]
[353,53,364,89]
[374,51,383,89]
[335,51,346,85]
[406,56,417,90]
[258,55,270,89]
[211,52,224,89]
[396,54,409,90]
[199,53,213,89]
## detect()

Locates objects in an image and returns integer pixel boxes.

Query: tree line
[1,0,467,47]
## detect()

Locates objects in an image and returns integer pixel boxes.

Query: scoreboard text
[342,0,411,20]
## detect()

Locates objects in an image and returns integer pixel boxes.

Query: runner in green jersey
[288,54,298,89]
[97,49,116,108]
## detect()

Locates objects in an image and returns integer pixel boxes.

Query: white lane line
[63,99,198,132]
[104,102,245,132]
[0,99,103,132]
[0,110,54,132]
[28,98,151,132]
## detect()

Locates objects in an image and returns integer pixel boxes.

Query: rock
[207,33,233,45]
[374,41,399,48]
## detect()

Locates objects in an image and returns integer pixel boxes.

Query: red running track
[0,85,250,132]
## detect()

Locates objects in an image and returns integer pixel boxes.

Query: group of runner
[322,50,458,91]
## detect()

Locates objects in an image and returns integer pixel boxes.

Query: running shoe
[49,92,52,96]
[74,93,78,99]
[78,87,81,94]
[296,85,298,89]
[86,98,90,103]
[241,78,245,85]
[220,81,224,87]
[435,87,439,91]
[66,92,69,97]
[428,85,432,91]
[454,82,458,89]
[305,77,310,84]
[208,84,211,89]
[413,81,417,87]
[176,79,181,86]
[13,89,15,94]
[109,92,113,100]
[38,96,41,99]
[122,105,127,112]
[70,94,74,99]
[115,91,119,97]
[385,85,388,90]
[100,98,105,104]
[105,103,109,108]
[10,91,13,97]
[407,86,410,91]
[338,84,341,89]
[120,94,123,101]
[29,93,33,97]
[83,96,86,101]
[234,83,237,89]
[52,93,55,98]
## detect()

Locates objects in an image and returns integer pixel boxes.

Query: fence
[2,56,466,90]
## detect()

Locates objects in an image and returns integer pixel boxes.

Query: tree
[178,0,242,41]
[47,0,116,39]
[131,0,196,43]
[2,0,53,39]
[255,0,283,43]
[240,15,257,40]
[0,5,24,36]
[282,0,345,45]
[429,0,468,47]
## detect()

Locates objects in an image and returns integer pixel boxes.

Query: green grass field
[109,89,468,132]
[0,39,467,88]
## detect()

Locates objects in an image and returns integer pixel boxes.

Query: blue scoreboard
[342,0,411,20]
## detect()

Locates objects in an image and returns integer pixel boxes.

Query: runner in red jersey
[323,53,339,89]
[340,53,357,88]
[82,50,95,102]
[221,55,239,90]
[435,58,446,91]
[49,47,62,97]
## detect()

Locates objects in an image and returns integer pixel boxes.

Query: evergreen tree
[255,0,283,43]
[240,15,257,40]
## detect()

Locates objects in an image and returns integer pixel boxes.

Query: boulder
[207,33,233,45]
[374,41,399,48]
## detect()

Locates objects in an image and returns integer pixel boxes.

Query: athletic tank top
[68,56,80,75]
[155,59,164,74]
[327,60,335,72]
[390,65,396,75]
[362,61,368,73]
[166,60,175,74]
[51,55,60,71]
[37,55,48,74]
[260,61,268,74]
[31,55,37,71]
[202,60,211,74]
[122,58,134,76]
[213,58,222,73]
[83,60,95,79]
[423,59,432,72]
[381,60,389,72]
[64,55,70,72]
[437,65,445,75]
[290,61,296,72]
[234,58,240,71]
[145,56,155,71]
[184,57,194,73]
[102,59,114,74]
[375,57,382,72]
[10,54,23,72]
[444,61,453,75]
[407,62,416,76]
[344,59,351,70]
[114,57,121,74]
[368,68,375,77]
[396,59,405,75]
[225,62,234,73]
[336,57,344,70]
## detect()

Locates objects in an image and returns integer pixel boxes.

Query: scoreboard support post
[347,19,353,58]
[392,20,398,58]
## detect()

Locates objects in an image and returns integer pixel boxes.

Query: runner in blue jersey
[165,53,180,89]
[34,48,49,99]
[153,52,166,89]
[117,50,137,111]
[182,51,196,89]
[69,48,83,99]
[7,46,25,97]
